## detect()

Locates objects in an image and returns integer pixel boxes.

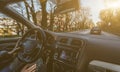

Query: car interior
[0,0,120,72]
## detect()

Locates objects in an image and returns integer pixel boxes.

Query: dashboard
[44,31,120,72]
[44,31,86,71]
[54,36,86,70]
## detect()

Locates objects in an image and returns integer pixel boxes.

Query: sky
[81,0,105,23]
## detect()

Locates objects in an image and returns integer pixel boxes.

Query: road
[70,29,120,40]
[72,29,117,36]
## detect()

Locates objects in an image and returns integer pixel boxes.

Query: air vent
[59,38,68,43]
[71,39,83,46]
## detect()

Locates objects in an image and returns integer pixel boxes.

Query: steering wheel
[15,28,46,63]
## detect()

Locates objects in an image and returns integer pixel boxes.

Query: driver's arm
[0,47,20,62]
[8,47,21,55]
[0,50,13,69]
[0,50,11,60]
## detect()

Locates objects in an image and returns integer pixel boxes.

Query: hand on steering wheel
[14,28,46,63]
[8,39,22,55]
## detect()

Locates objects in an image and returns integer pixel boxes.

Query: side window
[0,13,28,39]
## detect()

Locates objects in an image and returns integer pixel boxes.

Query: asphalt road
[72,29,117,36]
[71,29,120,40]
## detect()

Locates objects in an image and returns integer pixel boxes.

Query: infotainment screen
[57,49,77,64]
[60,50,71,60]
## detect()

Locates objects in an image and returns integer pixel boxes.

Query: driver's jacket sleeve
[0,50,13,69]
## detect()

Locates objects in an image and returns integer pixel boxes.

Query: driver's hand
[8,47,22,55]
[8,39,22,55]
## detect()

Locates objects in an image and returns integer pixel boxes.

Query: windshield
[2,0,120,35]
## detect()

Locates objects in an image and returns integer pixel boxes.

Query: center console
[54,37,85,72]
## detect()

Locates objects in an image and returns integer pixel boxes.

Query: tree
[99,8,120,35]
[23,0,37,24]
[49,1,56,31]
[99,8,114,24]
[24,0,30,20]
[70,7,91,29]
[39,0,47,29]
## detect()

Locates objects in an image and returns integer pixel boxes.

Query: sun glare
[106,0,120,9]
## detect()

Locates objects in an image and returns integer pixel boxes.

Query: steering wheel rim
[16,28,46,63]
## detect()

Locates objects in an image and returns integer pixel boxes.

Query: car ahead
[0,0,120,72]
[90,27,101,35]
